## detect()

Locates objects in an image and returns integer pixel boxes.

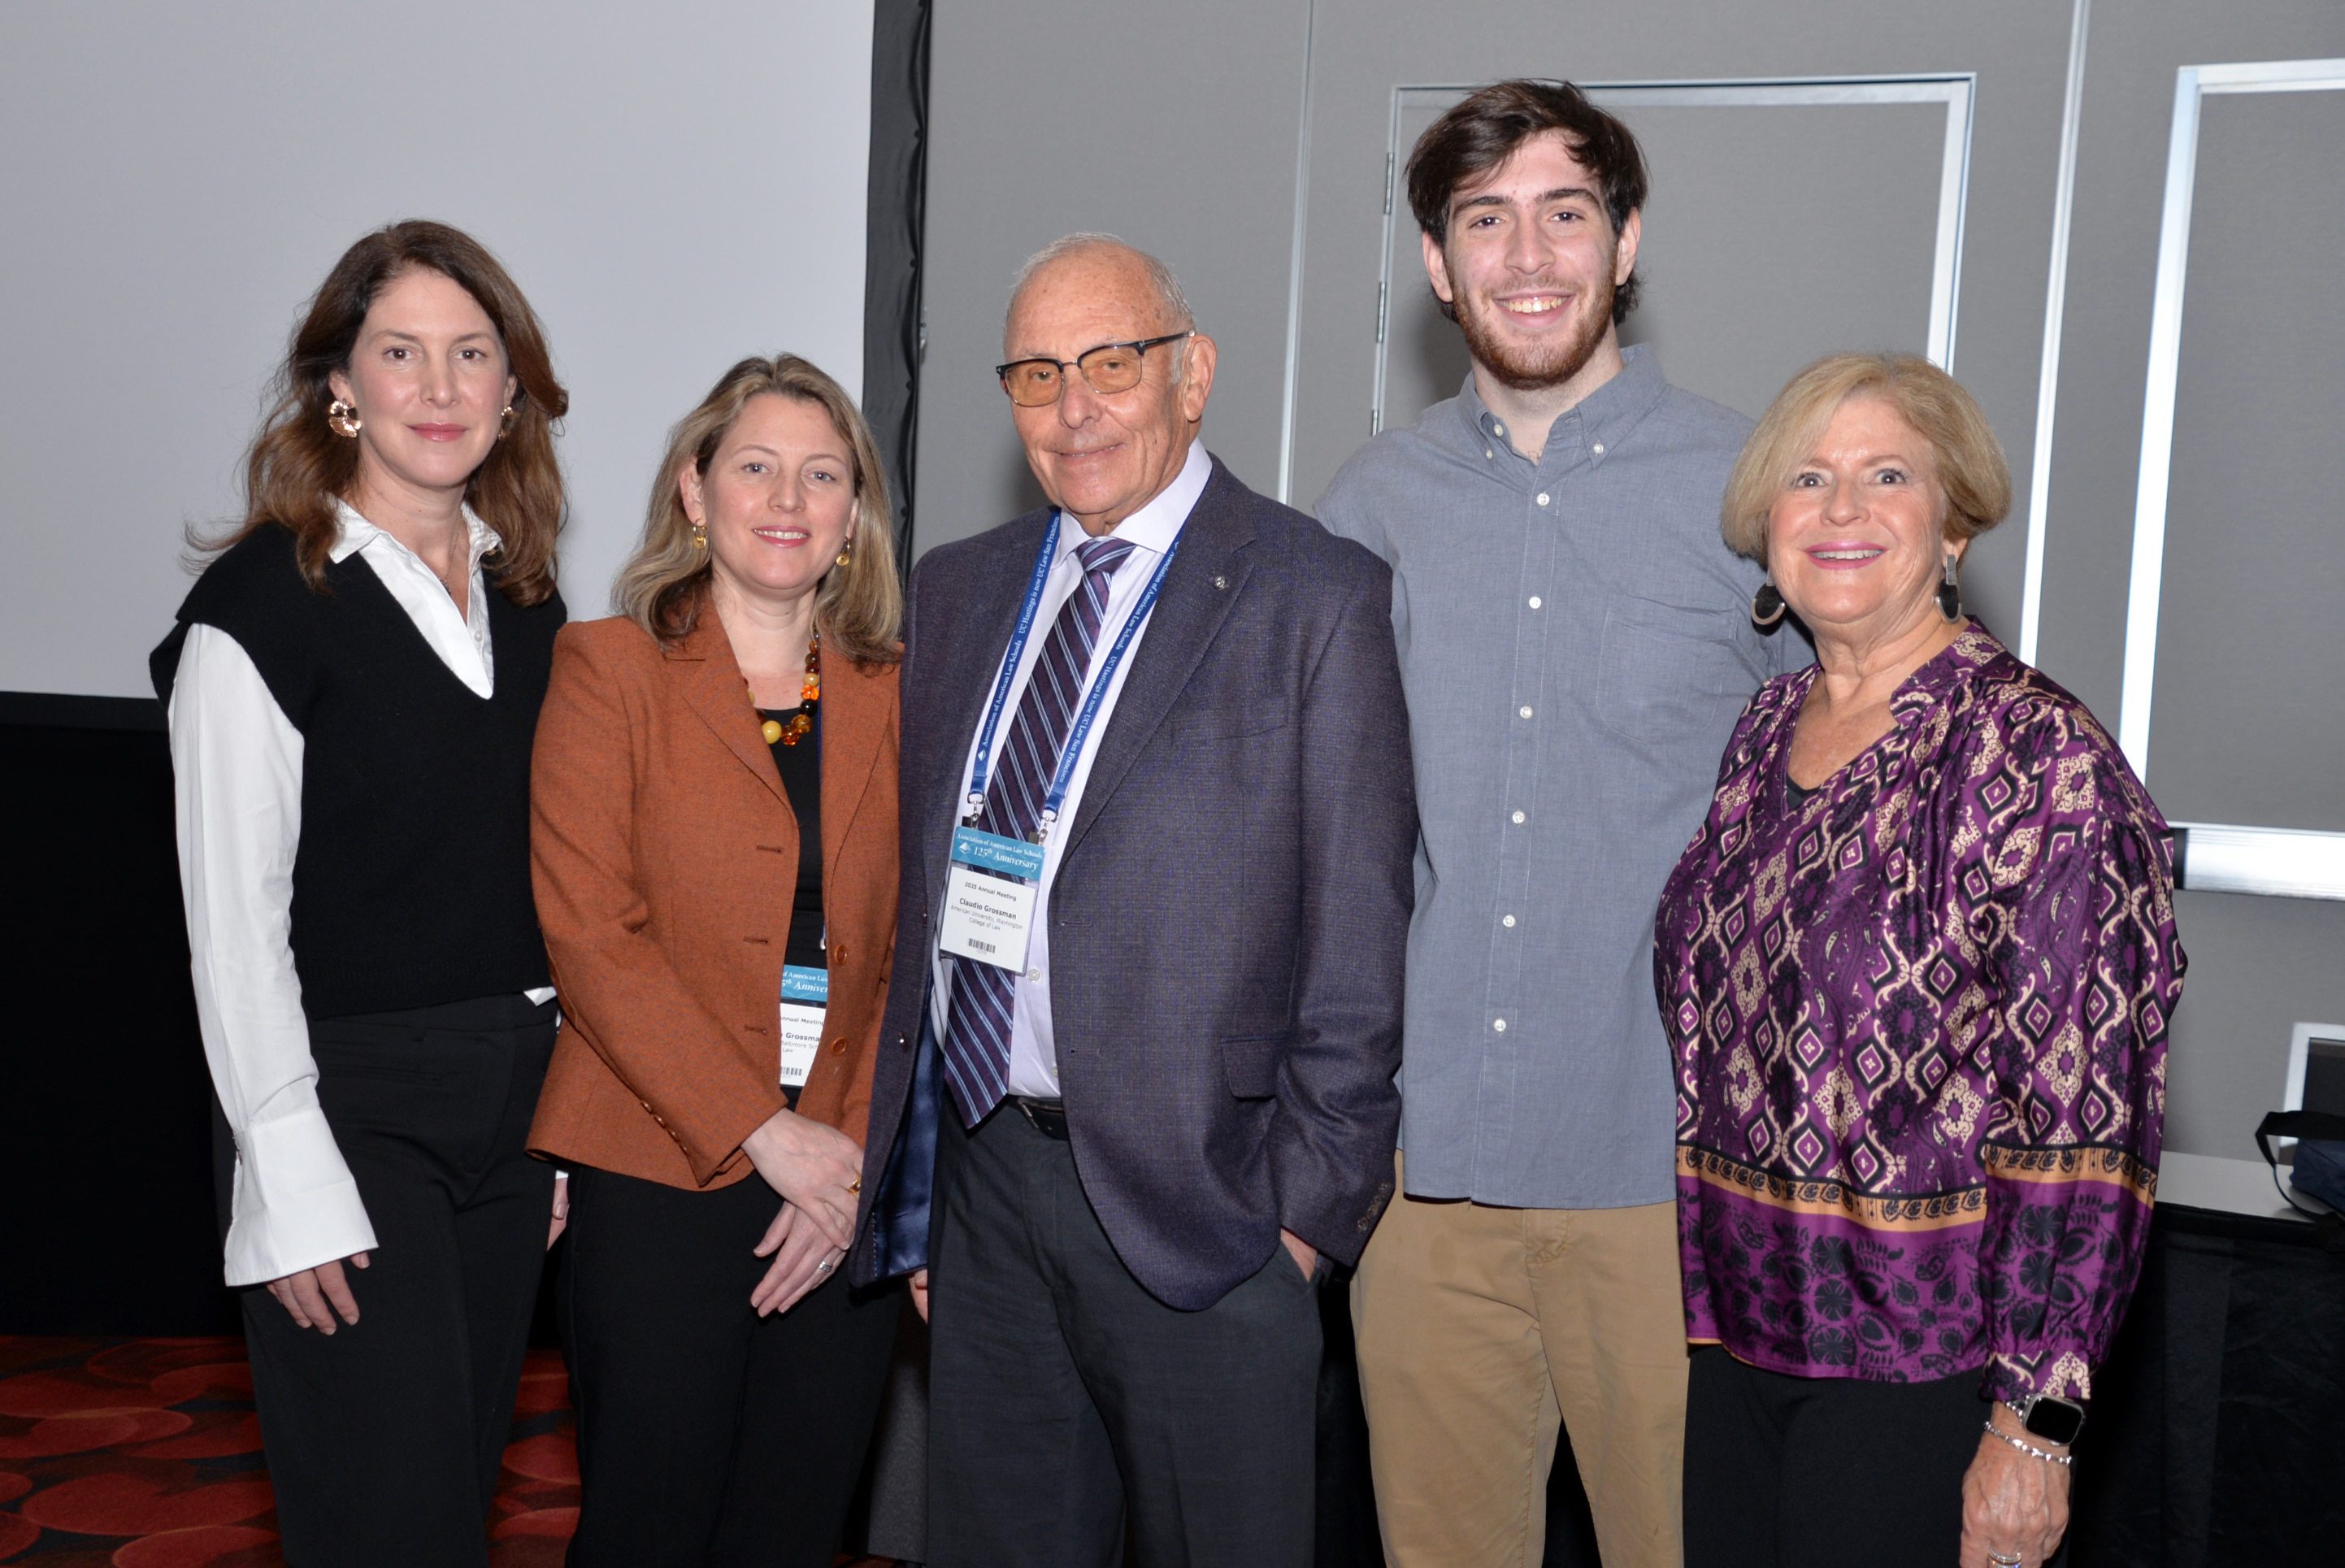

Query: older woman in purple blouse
[1654,354,2184,1568]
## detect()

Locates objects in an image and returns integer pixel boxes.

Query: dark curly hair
[1405,80,1649,324]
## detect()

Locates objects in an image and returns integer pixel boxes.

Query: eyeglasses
[995,332,1194,407]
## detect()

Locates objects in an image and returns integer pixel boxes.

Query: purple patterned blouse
[1654,626,2185,1402]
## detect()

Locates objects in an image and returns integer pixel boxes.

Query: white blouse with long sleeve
[170,502,549,1286]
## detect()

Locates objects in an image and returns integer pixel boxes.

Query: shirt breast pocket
[1594,598,1751,745]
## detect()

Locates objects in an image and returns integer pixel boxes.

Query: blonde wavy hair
[1722,353,2010,567]
[615,355,901,664]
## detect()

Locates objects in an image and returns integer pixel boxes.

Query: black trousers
[224,992,557,1568]
[1683,1344,1988,1568]
[926,1105,1322,1568]
[559,1162,901,1568]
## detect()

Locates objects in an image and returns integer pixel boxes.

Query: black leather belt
[1014,1097,1070,1140]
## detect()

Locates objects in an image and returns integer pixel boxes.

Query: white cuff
[220,1103,379,1288]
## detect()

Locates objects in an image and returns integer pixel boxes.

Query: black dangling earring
[1936,556,1963,623]
[1751,577,1787,628]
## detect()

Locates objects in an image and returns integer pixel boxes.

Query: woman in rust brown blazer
[528,354,903,1566]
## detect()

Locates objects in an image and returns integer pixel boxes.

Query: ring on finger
[1987,1553,2024,1567]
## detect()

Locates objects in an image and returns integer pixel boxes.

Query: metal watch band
[1983,1419,2075,1466]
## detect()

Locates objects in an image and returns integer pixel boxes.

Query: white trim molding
[1367,74,1977,437]
[1275,0,1318,505]
[2119,58,2345,780]
[2017,0,2091,667]
[2173,822,2345,903]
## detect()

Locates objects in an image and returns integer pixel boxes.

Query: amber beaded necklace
[757,631,822,746]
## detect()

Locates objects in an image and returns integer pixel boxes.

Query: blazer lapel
[671,613,787,805]
[913,515,1055,894]
[819,654,888,875]
[1062,460,1255,858]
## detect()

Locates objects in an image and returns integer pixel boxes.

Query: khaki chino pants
[1351,1155,1687,1568]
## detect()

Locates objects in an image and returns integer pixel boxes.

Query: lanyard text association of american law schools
[961,511,1182,845]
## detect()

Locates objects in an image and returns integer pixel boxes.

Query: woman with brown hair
[528,354,904,1565]
[150,220,571,1564]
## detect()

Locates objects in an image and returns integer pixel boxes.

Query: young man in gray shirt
[1318,80,1807,1568]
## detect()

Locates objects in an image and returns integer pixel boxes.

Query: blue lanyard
[963,515,1181,841]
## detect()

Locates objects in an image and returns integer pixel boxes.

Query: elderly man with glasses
[846,232,1417,1566]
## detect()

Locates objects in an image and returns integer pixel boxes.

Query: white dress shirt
[169,502,547,1287]
[931,441,1211,1097]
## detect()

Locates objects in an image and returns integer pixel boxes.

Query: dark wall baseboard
[0,689,165,732]
[2,715,236,1334]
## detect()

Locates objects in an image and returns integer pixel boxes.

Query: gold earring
[691,522,708,552]
[835,545,852,568]
[327,399,362,438]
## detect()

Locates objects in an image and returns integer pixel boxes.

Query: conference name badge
[939,825,1044,971]
[778,965,828,1089]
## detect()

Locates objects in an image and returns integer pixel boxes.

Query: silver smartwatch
[2009,1392,2087,1446]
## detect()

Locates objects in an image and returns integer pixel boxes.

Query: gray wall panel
[2030,4,2345,1158]
[913,0,2345,1162]
[1376,98,1949,437]
[1288,0,2078,645]
[910,0,1309,553]
[2146,89,2345,833]
[0,0,876,694]
[2163,891,2345,1160]
[2035,2,2345,728]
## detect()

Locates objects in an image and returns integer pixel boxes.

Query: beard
[1450,263,1618,392]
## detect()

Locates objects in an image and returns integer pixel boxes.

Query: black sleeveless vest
[151,523,565,1019]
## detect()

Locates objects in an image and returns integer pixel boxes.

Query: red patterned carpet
[0,1336,581,1566]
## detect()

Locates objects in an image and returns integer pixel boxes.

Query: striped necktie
[940,533,1138,1125]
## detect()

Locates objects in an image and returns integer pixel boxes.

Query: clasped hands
[742,1105,866,1317]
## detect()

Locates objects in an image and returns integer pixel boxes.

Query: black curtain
[862,0,931,575]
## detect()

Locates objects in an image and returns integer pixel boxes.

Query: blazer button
[896,1033,910,1052]
[829,1036,849,1056]
[832,941,849,962]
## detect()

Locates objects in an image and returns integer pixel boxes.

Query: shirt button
[1536,493,1550,506]
[1492,422,1506,436]
[1528,596,1543,610]
[1027,966,1042,982]
[1502,914,1517,927]
[1485,448,1495,459]
[1512,810,1526,824]
[1493,1018,1508,1032]
[1518,706,1533,719]
[1592,442,1605,455]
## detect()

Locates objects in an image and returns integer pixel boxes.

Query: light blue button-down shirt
[1318,348,1809,1209]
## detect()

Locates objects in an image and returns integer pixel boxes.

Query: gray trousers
[926,1104,1321,1568]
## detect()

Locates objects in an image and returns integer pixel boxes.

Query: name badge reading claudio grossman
[939,825,1045,970]
[779,965,827,1089]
